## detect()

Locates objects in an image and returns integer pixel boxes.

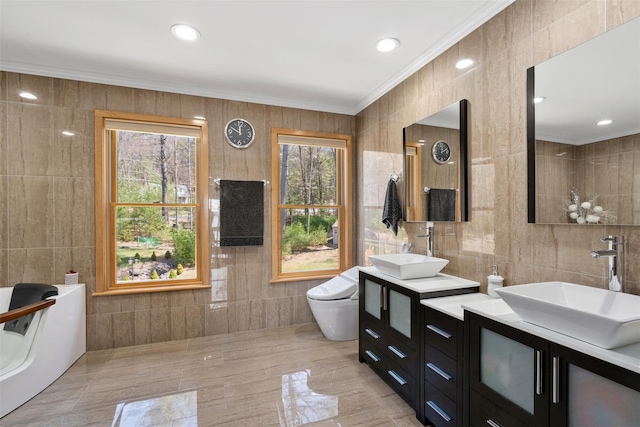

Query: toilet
[307,266,360,341]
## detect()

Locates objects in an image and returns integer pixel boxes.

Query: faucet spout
[592,235,624,292]
[591,249,617,258]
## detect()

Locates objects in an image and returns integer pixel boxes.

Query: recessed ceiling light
[19,92,37,100]
[193,115,206,120]
[171,24,201,41]
[533,96,546,104]
[376,38,400,52]
[455,58,474,69]
[597,119,613,126]
[62,131,75,136]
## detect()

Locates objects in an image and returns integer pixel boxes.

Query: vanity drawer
[361,323,385,343]
[469,390,529,427]
[383,339,418,377]
[424,386,457,427]
[424,307,461,359]
[385,363,416,408]
[361,341,385,368]
[424,344,457,399]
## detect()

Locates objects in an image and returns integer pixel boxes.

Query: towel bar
[423,187,458,193]
[213,178,269,187]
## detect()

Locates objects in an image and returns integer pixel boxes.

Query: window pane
[279,144,337,205]
[280,208,339,273]
[115,206,197,283]
[115,131,196,204]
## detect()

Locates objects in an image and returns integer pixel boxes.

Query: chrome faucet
[414,222,434,256]
[591,235,624,292]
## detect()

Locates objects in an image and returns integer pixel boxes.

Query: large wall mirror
[403,99,468,222]
[527,17,640,225]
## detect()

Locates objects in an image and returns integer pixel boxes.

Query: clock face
[225,118,255,148]
[432,140,451,164]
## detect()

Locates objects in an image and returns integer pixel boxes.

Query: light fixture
[62,131,75,136]
[533,96,546,104]
[597,119,613,126]
[376,38,400,52]
[455,58,474,69]
[19,92,37,100]
[193,115,206,120]
[171,24,201,41]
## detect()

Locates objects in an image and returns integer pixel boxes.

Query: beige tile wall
[356,0,640,295]
[0,72,355,350]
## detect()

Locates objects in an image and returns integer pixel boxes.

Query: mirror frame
[527,67,536,223]
[403,99,469,222]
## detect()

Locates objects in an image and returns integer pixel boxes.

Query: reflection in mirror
[528,17,640,225]
[403,100,468,222]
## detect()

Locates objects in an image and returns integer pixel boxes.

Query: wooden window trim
[94,110,210,296]
[270,128,353,283]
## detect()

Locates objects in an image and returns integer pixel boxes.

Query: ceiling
[0,0,514,115]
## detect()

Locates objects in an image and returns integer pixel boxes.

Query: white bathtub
[0,284,86,418]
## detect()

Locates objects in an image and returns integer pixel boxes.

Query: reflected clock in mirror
[527,17,640,225]
[403,99,468,222]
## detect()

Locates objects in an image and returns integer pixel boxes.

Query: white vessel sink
[367,254,448,280]
[495,282,640,349]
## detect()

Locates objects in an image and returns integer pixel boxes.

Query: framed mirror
[527,17,640,225]
[403,99,468,222]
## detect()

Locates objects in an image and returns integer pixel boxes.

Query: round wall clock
[432,140,451,164]
[225,118,255,149]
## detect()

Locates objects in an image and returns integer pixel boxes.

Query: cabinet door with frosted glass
[550,344,640,426]
[468,312,549,427]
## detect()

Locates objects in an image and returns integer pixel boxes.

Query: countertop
[359,266,479,294]
[462,298,640,374]
[421,293,492,320]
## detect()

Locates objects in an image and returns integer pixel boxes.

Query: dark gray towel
[219,180,264,246]
[382,179,402,235]
[428,188,456,221]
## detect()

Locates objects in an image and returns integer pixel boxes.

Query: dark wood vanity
[358,268,640,427]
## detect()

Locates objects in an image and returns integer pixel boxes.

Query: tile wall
[0,72,355,350]
[355,0,640,295]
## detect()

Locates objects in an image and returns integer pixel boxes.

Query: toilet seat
[307,275,357,301]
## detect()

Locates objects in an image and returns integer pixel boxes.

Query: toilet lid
[307,275,358,301]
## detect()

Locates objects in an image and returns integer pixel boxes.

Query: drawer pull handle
[536,350,543,395]
[426,362,452,380]
[552,356,560,404]
[365,328,380,339]
[388,370,407,385]
[486,419,502,427]
[426,400,452,422]
[364,350,380,362]
[388,345,407,359]
[427,324,452,339]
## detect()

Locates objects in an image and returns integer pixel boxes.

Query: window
[94,111,209,295]
[271,129,352,282]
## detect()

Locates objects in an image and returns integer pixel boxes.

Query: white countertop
[421,293,492,320]
[462,299,640,374]
[359,267,480,293]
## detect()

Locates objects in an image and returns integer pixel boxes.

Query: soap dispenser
[487,265,504,298]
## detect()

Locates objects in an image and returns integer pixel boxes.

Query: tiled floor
[1,324,427,426]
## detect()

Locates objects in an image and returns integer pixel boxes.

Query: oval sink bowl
[367,254,449,280]
[495,282,640,349]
